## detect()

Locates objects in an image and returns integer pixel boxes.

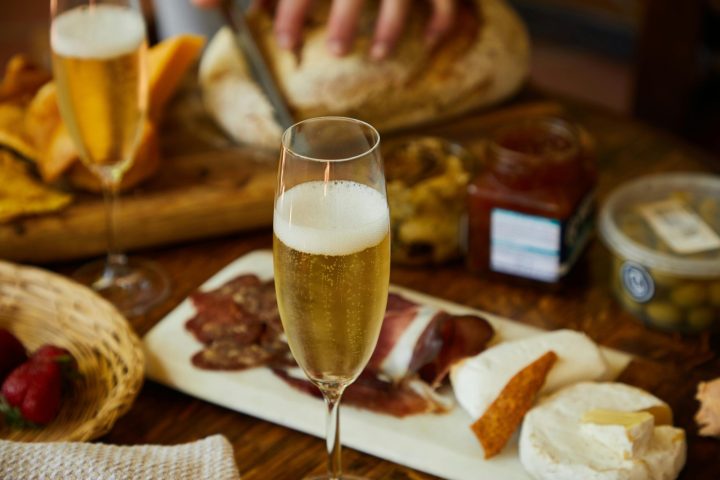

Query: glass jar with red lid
[466,117,596,282]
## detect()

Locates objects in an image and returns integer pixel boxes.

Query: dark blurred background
[2,0,719,154]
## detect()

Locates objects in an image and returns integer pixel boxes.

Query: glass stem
[321,385,346,480]
[101,174,126,273]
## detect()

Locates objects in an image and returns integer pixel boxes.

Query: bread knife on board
[220,0,295,130]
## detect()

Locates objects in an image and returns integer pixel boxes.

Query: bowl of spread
[383,137,477,266]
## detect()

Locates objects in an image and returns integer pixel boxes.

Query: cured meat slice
[186,274,288,371]
[273,368,453,417]
[367,294,444,382]
[419,313,495,388]
[193,341,275,370]
[368,293,493,386]
[185,275,494,417]
[186,294,264,345]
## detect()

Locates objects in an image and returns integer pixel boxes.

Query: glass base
[73,256,170,317]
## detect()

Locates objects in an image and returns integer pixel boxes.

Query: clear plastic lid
[599,173,720,278]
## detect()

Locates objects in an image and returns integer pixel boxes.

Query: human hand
[191,0,457,60]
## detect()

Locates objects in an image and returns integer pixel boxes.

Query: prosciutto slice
[368,293,494,387]
[274,369,453,417]
[275,294,493,416]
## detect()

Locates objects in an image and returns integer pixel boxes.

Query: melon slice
[147,34,206,121]
[26,34,204,190]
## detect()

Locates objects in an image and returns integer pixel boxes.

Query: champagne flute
[51,0,169,316]
[273,117,390,480]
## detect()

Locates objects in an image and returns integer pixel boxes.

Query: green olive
[687,307,715,331]
[670,283,708,308]
[709,282,720,307]
[670,191,692,204]
[610,255,624,287]
[619,216,652,245]
[612,255,624,270]
[653,238,673,254]
[645,302,683,329]
[698,197,719,229]
[615,283,643,315]
[610,268,621,292]
[651,269,681,289]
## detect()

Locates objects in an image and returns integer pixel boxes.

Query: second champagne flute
[50,0,169,316]
[273,117,390,479]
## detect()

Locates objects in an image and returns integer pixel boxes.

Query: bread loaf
[199,0,530,150]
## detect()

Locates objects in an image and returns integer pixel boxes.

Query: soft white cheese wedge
[450,329,609,419]
[581,409,655,459]
[641,426,687,480]
[519,382,686,480]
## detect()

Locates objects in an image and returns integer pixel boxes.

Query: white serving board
[143,250,631,480]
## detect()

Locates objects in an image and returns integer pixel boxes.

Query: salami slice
[186,274,289,370]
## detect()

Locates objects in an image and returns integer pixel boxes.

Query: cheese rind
[581,409,654,459]
[519,382,686,480]
[642,427,686,480]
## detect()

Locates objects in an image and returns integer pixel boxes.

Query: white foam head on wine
[274,180,390,256]
[51,4,145,59]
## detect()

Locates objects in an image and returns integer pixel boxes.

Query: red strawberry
[33,345,71,362]
[0,344,76,426]
[0,360,63,426]
[0,329,27,381]
[32,345,77,373]
[18,361,62,425]
[1,362,33,407]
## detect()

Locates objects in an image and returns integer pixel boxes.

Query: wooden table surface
[52,100,720,480]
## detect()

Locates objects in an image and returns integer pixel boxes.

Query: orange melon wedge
[147,34,206,121]
[67,120,160,192]
[27,34,205,190]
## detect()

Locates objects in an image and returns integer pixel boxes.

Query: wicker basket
[0,260,145,442]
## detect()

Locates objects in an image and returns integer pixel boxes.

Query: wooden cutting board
[0,99,563,264]
[0,149,277,263]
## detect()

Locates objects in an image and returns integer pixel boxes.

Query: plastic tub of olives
[599,173,720,333]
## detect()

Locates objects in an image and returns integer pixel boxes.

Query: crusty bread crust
[200,0,529,149]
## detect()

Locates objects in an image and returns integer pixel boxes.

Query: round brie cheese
[519,382,686,480]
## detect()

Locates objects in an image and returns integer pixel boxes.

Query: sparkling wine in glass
[273,117,390,479]
[51,0,169,316]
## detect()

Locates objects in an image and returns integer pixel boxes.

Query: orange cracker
[471,350,558,459]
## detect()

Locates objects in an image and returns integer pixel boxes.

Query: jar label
[638,198,720,254]
[489,194,594,282]
[620,261,655,303]
[490,209,563,282]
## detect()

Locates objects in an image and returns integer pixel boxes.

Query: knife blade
[219,0,295,131]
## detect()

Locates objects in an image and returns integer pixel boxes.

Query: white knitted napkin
[0,434,241,480]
